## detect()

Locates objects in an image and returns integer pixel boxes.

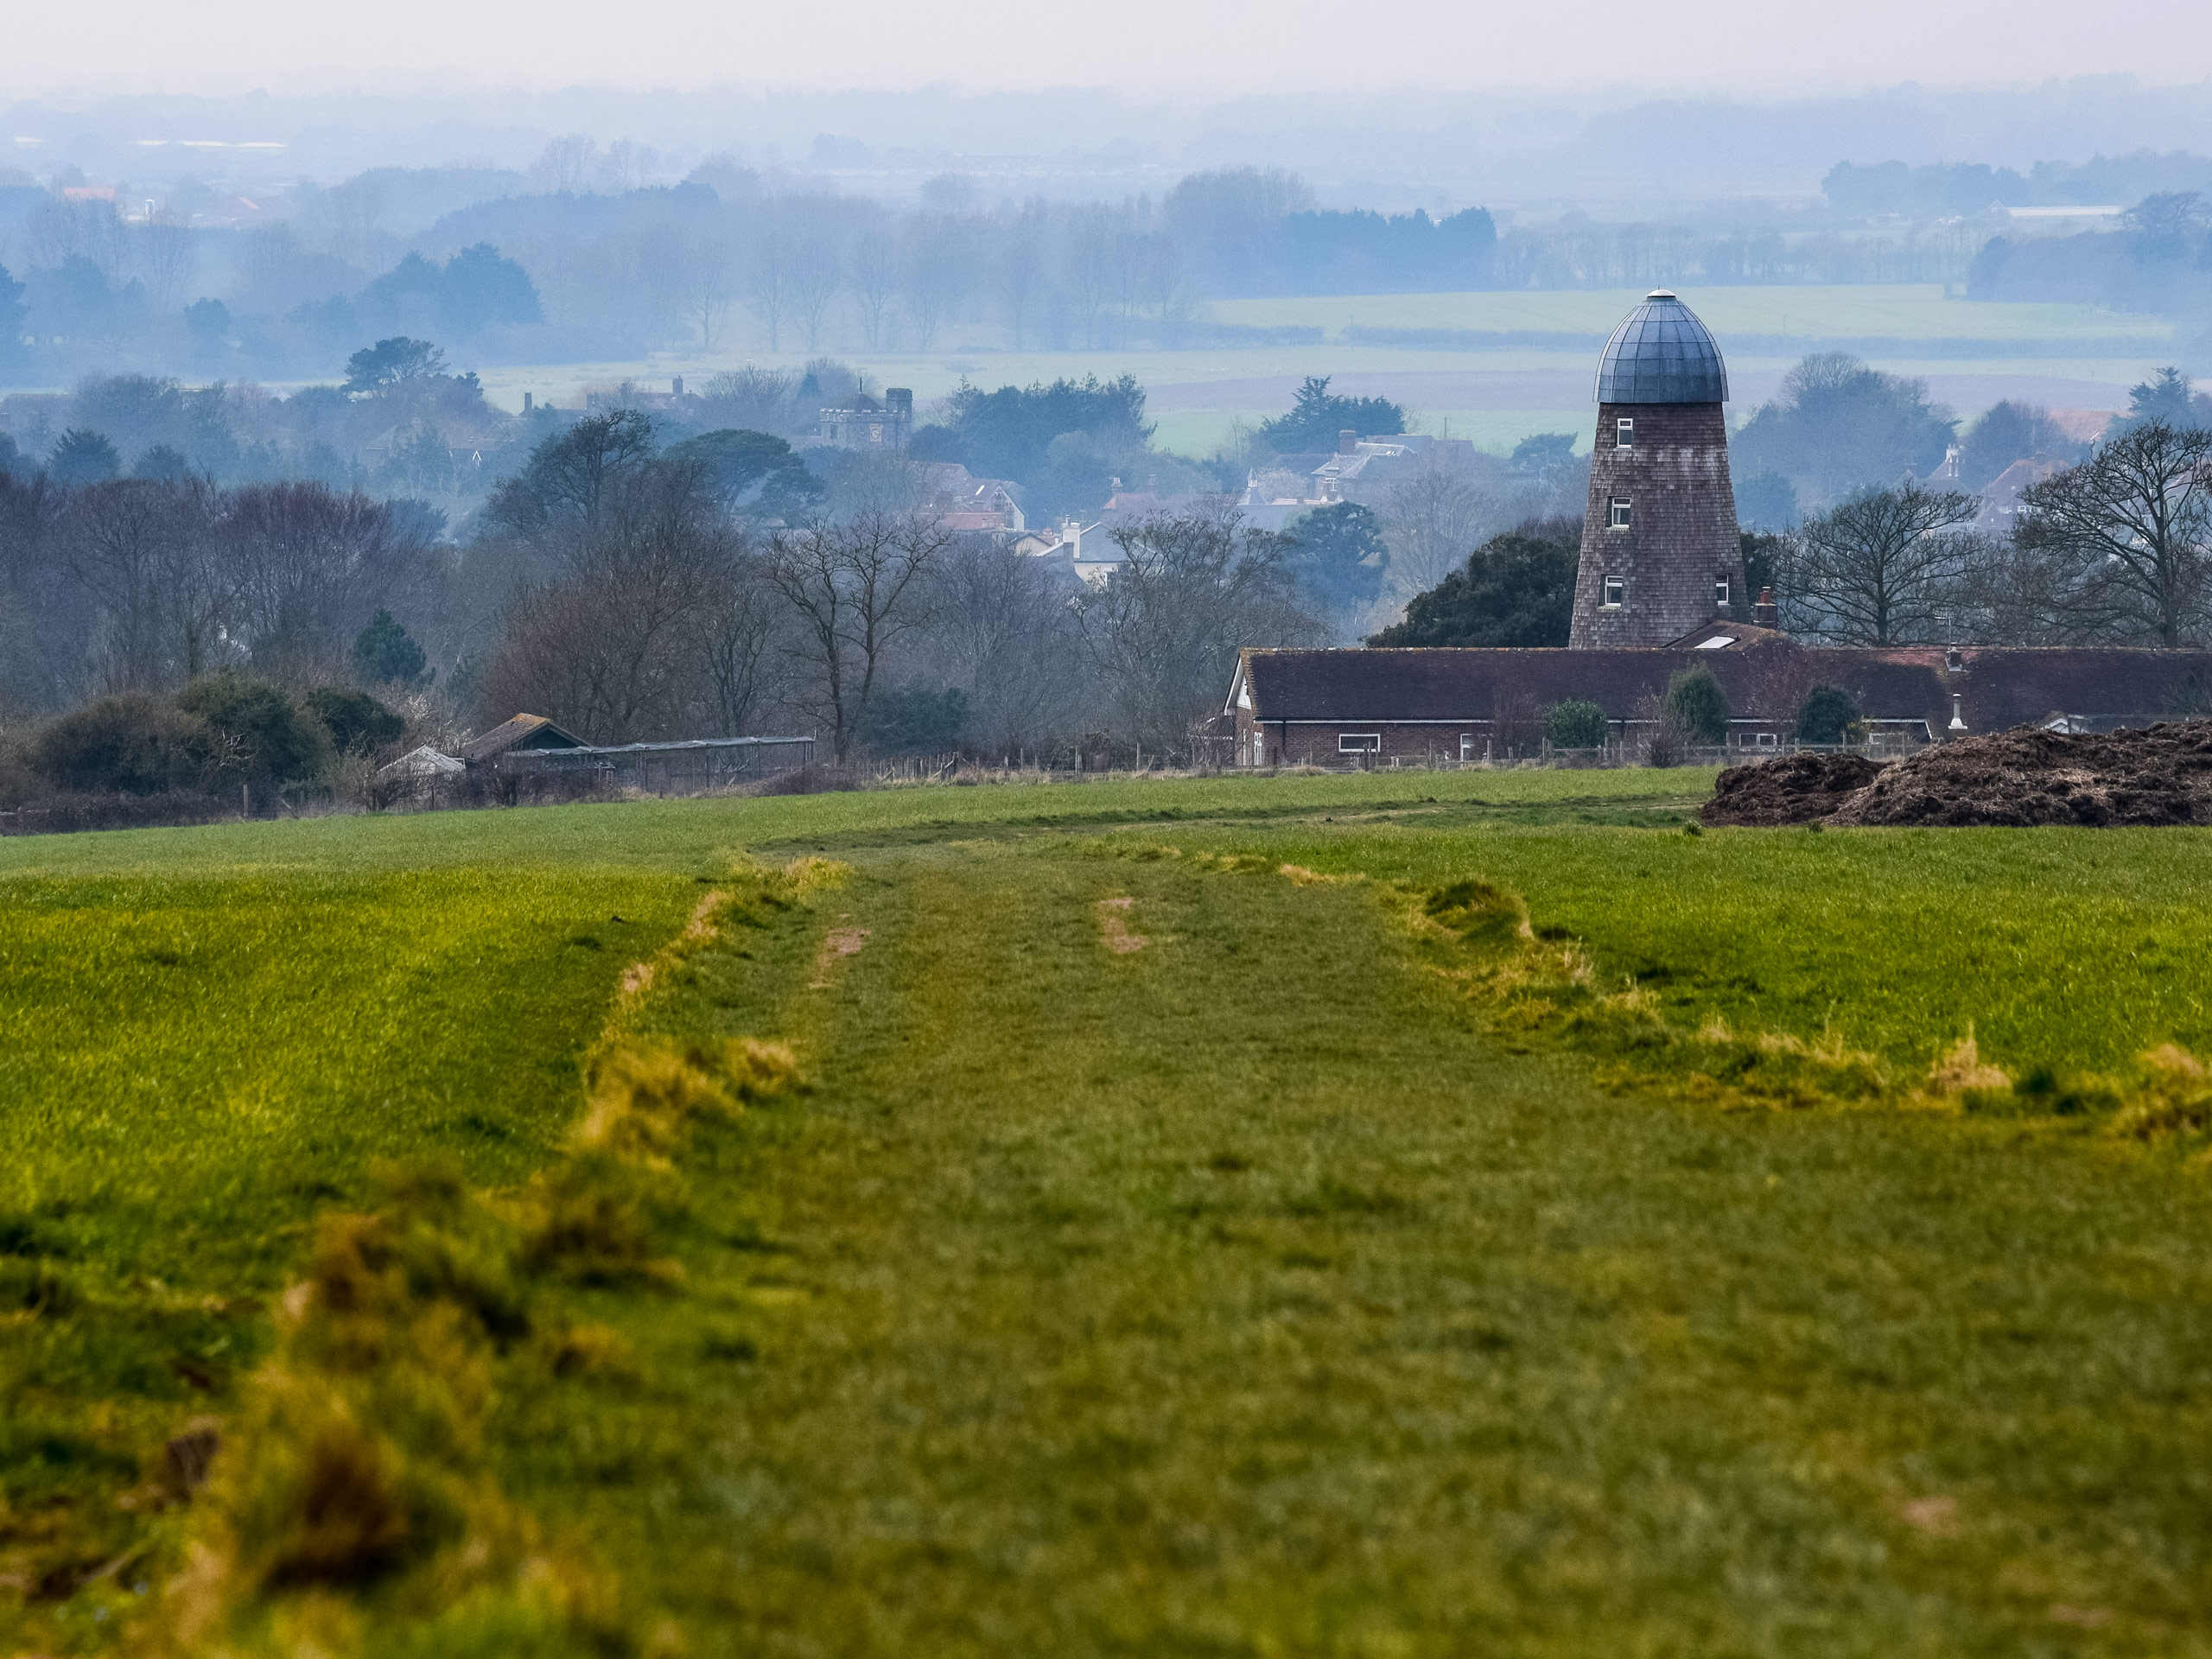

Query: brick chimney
[1338,429,1358,454]
[1753,587,1778,628]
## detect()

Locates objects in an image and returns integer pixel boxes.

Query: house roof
[1662,620,1790,651]
[1231,645,2212,736]
[458,713,588,763]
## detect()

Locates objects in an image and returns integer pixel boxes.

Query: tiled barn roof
[1232,645,2212,735]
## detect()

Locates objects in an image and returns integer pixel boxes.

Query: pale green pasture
[1206,284,2177,343]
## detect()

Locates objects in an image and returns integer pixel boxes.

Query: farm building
[1227,289,2212,765]
[457,713,589,765]
[1225,639,2212,766]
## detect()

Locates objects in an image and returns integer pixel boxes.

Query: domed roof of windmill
[1593,290,1728,404]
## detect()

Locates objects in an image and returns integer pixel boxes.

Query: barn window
[1617,417,1635,448]
[1459,733,1477,760]
[1602,575,1624,608]
[1609,497,1632,530]
[1338,734,1381,753]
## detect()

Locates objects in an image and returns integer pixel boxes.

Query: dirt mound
[1700,753,1886,826]
[1826,723,2212,827]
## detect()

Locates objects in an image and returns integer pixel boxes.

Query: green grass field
[9,770,2212,1655]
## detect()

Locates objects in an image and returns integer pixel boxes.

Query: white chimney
[1949,694,1967,733]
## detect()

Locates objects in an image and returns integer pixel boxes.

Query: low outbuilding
[375,745,465,779]
[1224,639,2212,766]
[458,713,589,766]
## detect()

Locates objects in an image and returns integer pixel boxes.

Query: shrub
[30,694,205,794]
[1663,664,1730,744]
[307,686,405,754]
[1796,683,1864,745]
[176,671,334,785]
[0,730,41,806]
[1644,725,1688,768]
[1544,699,1608,749]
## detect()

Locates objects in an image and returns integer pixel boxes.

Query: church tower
[1567,291,1746,648]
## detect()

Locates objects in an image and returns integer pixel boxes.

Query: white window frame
[1753,731,1778,748]
[1714,575,1732,607]
[1601,575,1624,608]
[1338,733,1381,754]
[1609,497,1632,530]
[1459,733,1477,760]
[1616,416,1635,448]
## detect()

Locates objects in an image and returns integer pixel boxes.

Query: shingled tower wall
[1568,292,1747,649]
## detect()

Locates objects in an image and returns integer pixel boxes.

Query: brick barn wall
[1235,712,1497,766]
[1569,402,1746,650]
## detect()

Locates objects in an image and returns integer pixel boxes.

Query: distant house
[1911,445,2060,529]
[1309,431,1481,503]
[1224,636,2212,767]
[920,463,1026,533]
[458,713,588,766]
[1978,458,2061,528]
[1014,518,1116,585]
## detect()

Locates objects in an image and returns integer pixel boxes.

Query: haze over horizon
[7,0,2209,97]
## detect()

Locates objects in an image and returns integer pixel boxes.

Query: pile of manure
[1702,723,2212,829]
[1700,753,1885,827]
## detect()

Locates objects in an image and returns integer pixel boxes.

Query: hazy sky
[8,0,2209,96]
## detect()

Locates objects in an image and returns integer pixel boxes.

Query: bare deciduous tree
[926,539,1089,752]
[135,213,196,311]
[691,540,787,738]
[221,482,437,681]
[900,219,969,352]
[766,512,951,760]
[993,246,1045,352]
[790,236,842,353]
[681,234,740,351]
[481,471,737,741]
[744,236,791,352]
[1377,467,1502,602]
[1791,480,1981,645]
[2013,420,2212,646]
[529,134,596,194]
[1077,504,1323,755]
[59,478,228,690]
[848,230,899,352]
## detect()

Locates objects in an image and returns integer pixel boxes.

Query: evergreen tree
[1255,376,1406,452]
[352,610,431,688]
[1664,664,1730,743]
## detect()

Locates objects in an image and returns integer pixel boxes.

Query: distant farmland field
[1206,283,2177,346]
[474,282,2177,461]
[10,772,2212,1656]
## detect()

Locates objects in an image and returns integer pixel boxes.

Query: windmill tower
[1567,291,1747,648]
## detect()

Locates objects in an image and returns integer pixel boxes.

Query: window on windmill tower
[1609,497,1632,530]
[1602,575,1624,607]
[1617,417,1634,448]
[1714,575,1732,607]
